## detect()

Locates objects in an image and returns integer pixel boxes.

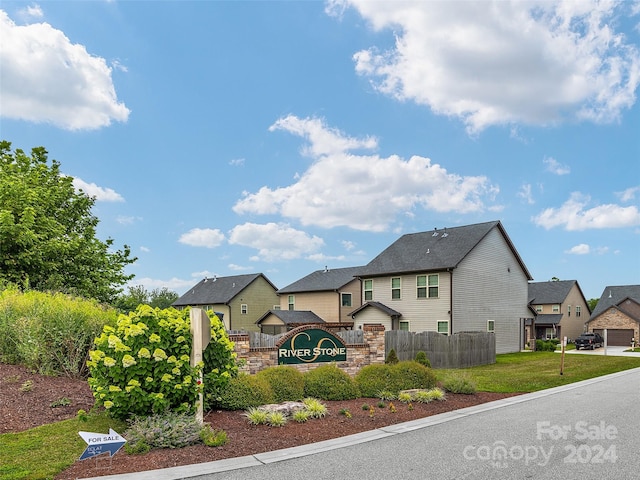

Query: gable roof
[589,285,640,320]
[356,220,532,279]
[533,314,563,325]
[350,301,402,318]
[528,280,579,304]
[278,266,363,294]
[172,273,277,307]
[255,310,325,325]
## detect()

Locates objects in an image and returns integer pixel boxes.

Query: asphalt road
[192,367,640,480]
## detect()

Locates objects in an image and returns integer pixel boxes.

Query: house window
[487,320,495,333]
[391,277,401,300]
[567,305,571,317]
[417,275,427,298]
[535,305,543,313]
[399,321,409,331]
[262,325,285,335]
[576,306,581,317]
[428,274,439,298]
[552,304,560,313]
[241,304,248,315]
[288,295,295,311]
[273,305,281,310]
[437,321,449,335]
[364,279,373,301]
[341,293,352,307]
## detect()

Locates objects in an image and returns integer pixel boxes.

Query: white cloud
[518,184,534,205]
[228,263,253,271]
[566,244,590,255]
[229,158,245,167]
[0,10,130,130]
[306,253,347,263]
[228,222,325,262]
[337,1,640,133]
[533,192,640,230]
[18,4,43,20]
[543,156,570,175]
[342,240,356,251]
[139,246,150,253]
[129,277,196,293]
[72,177,124,202]
[116,216,141,225]
[234,115,498,232]
[616,186,640,202]
[178,228,225,248]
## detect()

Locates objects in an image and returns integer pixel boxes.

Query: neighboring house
[172,273,279,332]
[277,266,363,324]
[255,310,325,335]
[352,221,533,354]
[527,280,591,343]
[586,285,640,346]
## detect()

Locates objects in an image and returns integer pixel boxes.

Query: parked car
[574,332,604,350]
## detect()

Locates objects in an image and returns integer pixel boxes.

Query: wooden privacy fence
[385,330,495,368]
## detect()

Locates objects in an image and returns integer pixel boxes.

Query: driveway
[92,367,640,480]
[564,345,640,356]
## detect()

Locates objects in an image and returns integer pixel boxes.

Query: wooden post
[560,336,566,376]
[190,308,211,424]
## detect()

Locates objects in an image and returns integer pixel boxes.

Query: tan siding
[559,284,590,340]
[352,309,392,331]
[338,279,362,323]
[277,282,362,324]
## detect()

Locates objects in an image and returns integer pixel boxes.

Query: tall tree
[0,141,136,303]
[114,286,179,313]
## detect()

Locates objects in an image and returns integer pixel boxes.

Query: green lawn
[3,352,640,480]
[435,351,640,393]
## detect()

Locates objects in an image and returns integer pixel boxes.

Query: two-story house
[276,266,363,324]
[172,273,279,332]
[351,221,533,354]
[527,280,590,343]
[586,285,640,346]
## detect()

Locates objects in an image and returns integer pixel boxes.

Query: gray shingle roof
[589,285,640,320]
[533,314,563,325]
[172,273,276,307]
[356,221,532,279]
[528,280,577,304]
[278,266,363,294]
[350,301,402,318]
[256,310,325,325]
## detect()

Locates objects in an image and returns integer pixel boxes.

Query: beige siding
[278,281,361,323]
[228,277,278,332]
[366,272,451,333]
[559,284,590,340]
[338,279,362,323]
[452,227,529,354]
[352,309,392,331]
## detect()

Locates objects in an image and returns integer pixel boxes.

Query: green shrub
[244,407,269,425]
[354,364,394,397]
[202,311,238,409]
[442,373,476,394]
[256,366,305,402]
[199,425,228,447]
[302,397,327,418]
[124,412,202,451]
[385,348,399,364]
[390,361,437,392]
[266,411,287,427]
[535,339,558,352]
[303,365,360,400]
[0,288,117,377]
[88,306,201,419]
[292,410,310,423]
[216,373,274,410]
[415,351,431,368]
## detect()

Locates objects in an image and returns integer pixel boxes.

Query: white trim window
[428,274,439,298]
[535,305,543,313]
[552,304,560,313]
[391,277,401,300]
[576,306,581,317]
[437,321,449,335]
[417,275,427,298]
[364,279,373,301]
[487,320,495,333]
[241,304,248,315]
[288,295,295,311]
[399,321,409,331]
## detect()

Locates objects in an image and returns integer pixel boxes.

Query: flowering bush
[88,306,203,419]
[202,312,238,408]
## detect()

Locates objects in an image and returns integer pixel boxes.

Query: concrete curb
[79,366,640,480]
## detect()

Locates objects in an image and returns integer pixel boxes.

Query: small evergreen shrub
[397,392,413,403]
[256,366,305,402]
[244,407,268,425]
[303,364,360,400]
[124,412,202,451]
[199,425,228,447]
[415,351,431,368]
[266,411,287,427]
[216,373,274,410]
[292,410,310,423]
[354,364,394,397]
[376,390,396,401]
[385,349,399,364]
[390,361,437,392]
[302,397,328,418]
[202,312,238,409]
[442,373,476,394]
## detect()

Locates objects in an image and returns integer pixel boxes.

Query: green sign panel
[278,328,347,364]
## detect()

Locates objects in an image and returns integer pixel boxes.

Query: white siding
[452,227,530,353]
[352,308,392,331]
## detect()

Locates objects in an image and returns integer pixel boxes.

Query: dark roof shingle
[172,273,276,307]
[528,280,577,304]
[256,310,325,325]
[589,285,640,320]
[278,266,363,294]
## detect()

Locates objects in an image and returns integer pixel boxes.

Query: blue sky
[1,1,639,301]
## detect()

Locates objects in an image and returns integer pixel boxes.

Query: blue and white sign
[78,428,126,460]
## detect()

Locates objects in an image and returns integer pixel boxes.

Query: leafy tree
[115,286,179,313]
[588,298,598,312]
[0,141,136,304]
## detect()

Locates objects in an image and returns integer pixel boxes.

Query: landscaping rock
[259,401,306,416]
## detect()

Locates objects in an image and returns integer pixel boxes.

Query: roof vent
[426,249,430,254]
[213,275,217,282]
[432,232,439,237]
[442,232,449,238]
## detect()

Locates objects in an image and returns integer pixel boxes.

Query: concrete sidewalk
[80,366,640,480]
